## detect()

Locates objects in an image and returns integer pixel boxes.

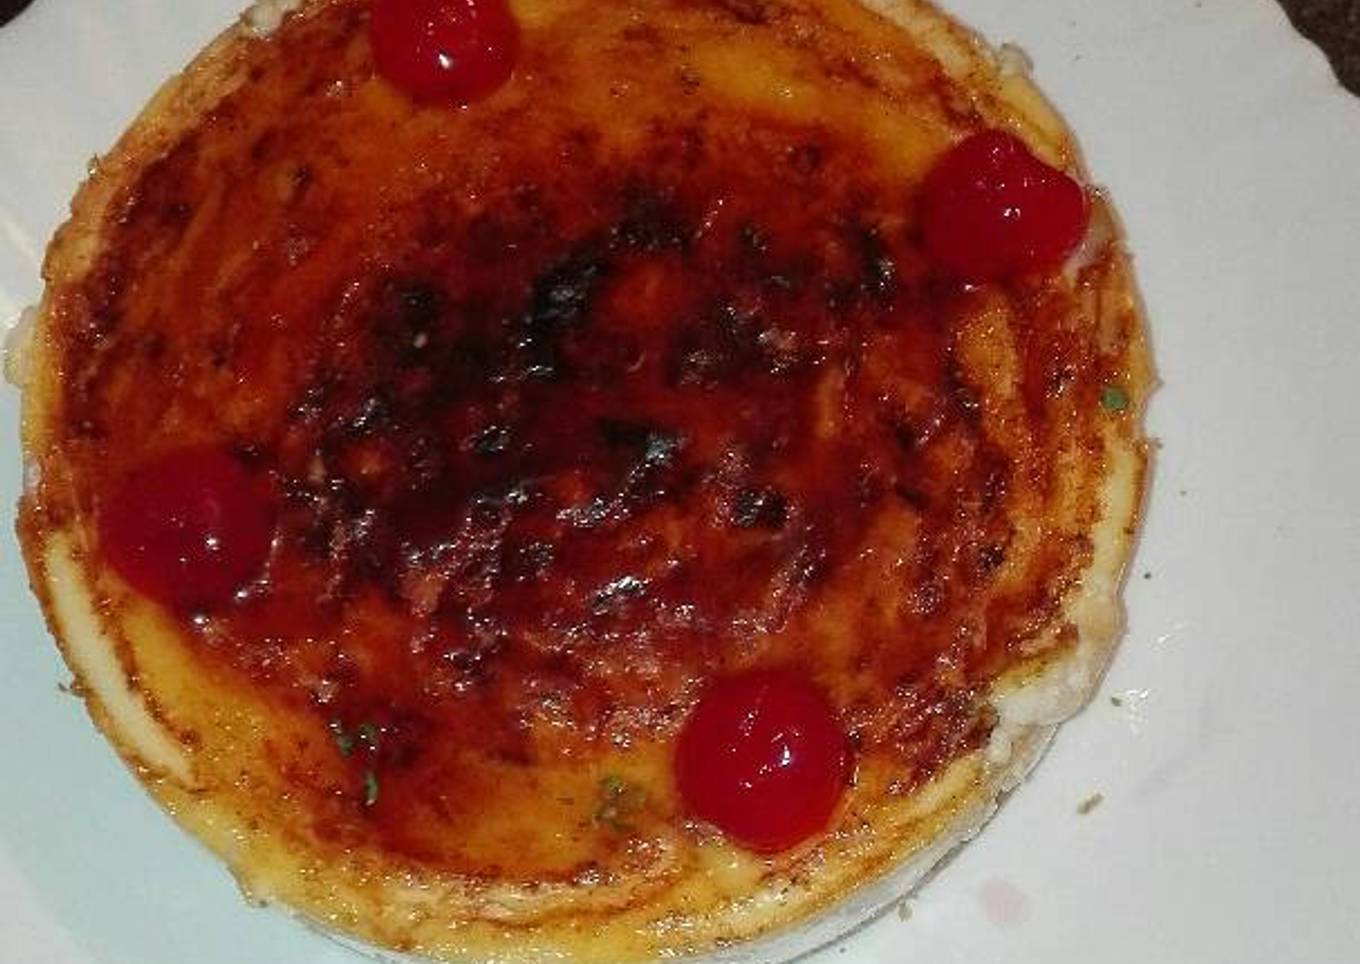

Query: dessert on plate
[13,0,1151,959]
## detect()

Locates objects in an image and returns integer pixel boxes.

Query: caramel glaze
[35,0,1117,881]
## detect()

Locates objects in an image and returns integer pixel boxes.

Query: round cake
[13,0,1151,959]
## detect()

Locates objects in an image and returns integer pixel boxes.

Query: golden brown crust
[15,0,1151,960]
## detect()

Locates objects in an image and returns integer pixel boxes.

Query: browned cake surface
[16,0,1149,958]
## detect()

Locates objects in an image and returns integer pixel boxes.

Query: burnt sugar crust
[15,0,1151,960]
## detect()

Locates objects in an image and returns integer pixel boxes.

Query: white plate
[2,1,1359,962]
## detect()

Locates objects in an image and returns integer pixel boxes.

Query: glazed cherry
[369,0,519,105]
[920,130,1088,283]
[675,669,851,854]
[99,448,274,611]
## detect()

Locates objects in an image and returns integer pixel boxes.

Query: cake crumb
[1076,792,1104,816]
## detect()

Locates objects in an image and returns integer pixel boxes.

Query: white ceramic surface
[2,1,1359,962]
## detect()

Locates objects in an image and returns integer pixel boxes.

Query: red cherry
[920,130,1088,283]
[675,669,851,854]
[99,448,274,611]
[369,0,519,106]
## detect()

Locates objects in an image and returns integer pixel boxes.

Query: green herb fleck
[328,720,356,757]
[1099,384,1130,413]
[362,769,380,808]
[594,774,645,832]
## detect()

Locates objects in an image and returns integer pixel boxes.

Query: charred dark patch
[853,467,885,508]
[976,542,1006,576]
[618,428,683,489]
[589,574,649,615]
[77,256,127,341]
[890,419,918,452]
[141,331,168,362]
[291,374,336,424]
[907,580,944,618]
[823,281,854,314]
[739,222,768,255]
[666,302,770,387]
[463,208,530,262]
[438,630,507,692]
[470,424,512,457]
[787,142,824,176]
[72,417,105,440]
[249,129,277,163]
[161,201,193,228]
[342,394,392,437]
[441,332,502,392]
[615,188,690,252]
[823,220,900,313]
[855,226,897,301]
[597,418,657,450]
[402,431,452,491]
[504,540,555,583]
[639,430,682,467]
[527,253,607,329]
[513,247,610,380]
[715,0,772,25]
[729,485,789,530]
[642,123,708,172]
[208,318,248,369]
[111,139,201,254]
[893,483,929,512]
[829,55,881,92]
[620,22,664,47]
[375,279,444,357]
[1047,361,1077,398]
[977,450,1010,513]
[946,364,981,422]
[675,64,702,92]
[509,184,553,233]
[290,163,314,196]
[885,692,994,793]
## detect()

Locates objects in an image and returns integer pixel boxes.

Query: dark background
[1278,0,1360,92]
